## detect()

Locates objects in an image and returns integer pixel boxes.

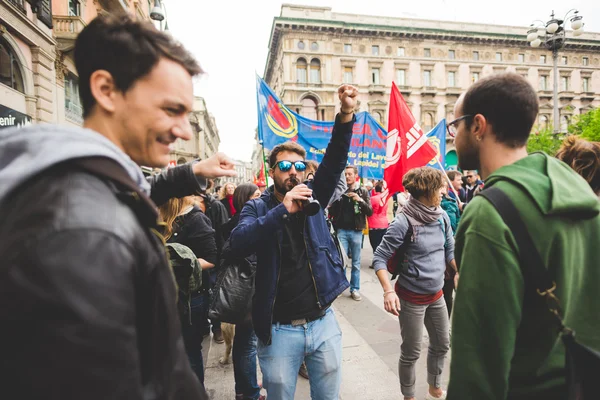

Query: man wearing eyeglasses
[446,73,600,399]
[230,85,358,400]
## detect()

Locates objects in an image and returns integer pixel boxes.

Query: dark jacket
[220,197,235,218]
[230,115,354,344]
[329,185,374,231]
[0,162,207,400]
[203,196,229,258]
[169,206,217,267]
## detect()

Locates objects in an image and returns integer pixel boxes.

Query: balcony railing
[559,91,575,100]
[368,84,386,94]
[53,16,87,39]
[7,0,26,14]
[65,100,83,125]
[581,92,595,101]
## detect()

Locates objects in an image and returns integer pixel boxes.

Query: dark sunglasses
[276,160,307,172]
[447,114,474,138]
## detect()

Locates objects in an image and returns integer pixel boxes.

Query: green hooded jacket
[448,153,600,400]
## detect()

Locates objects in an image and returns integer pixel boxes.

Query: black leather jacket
[0,162,208,400]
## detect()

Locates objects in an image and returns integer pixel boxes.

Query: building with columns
[263,5,600,166]
[1,0,160,129]
[171,96,221,164]
[1,0,56,128]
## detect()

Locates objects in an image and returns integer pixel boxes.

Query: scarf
[227,194,236,216]
[402,196,443,241]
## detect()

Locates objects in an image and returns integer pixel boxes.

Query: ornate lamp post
[526,10,584,133]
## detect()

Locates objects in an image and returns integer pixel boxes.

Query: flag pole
[261,141,269,187]
[436,158,461,201]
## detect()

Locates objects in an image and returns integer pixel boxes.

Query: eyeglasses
[276,160,307,172]
[447,115,474,138]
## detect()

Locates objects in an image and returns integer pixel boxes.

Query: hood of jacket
[486,152,599,218]
[0,124,150,205]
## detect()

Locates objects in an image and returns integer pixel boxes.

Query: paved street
[204,240,450,399]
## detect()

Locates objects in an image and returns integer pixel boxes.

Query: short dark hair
[268,141,306,168]
[462,73,539,148]
[233,183,259,212]
[447,171,461,181]
[75,13,203,117]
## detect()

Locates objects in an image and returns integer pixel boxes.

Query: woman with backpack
[372,167,457,400]
[220,182,265,400]
[159,196,217,388]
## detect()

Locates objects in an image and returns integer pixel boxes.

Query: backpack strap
[71,156,159,229]
[478,186,563,326]
[437,215,449,247]
[390,213,413,280]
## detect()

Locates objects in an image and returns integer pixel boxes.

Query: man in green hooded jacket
[447,73,600,400]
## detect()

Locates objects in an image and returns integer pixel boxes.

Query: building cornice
[264,15,600,83]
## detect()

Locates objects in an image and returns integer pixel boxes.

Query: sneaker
[351,291,362,301]
[213,330,224,344]
[298,362,309,379]
[425,390,447,400]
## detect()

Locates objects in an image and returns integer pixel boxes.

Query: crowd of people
[0,12,598,400]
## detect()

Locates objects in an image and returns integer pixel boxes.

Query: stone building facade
[263,5,600,165]
[0,0,157,129]
[172,96,221,164]
[1,0,56,128]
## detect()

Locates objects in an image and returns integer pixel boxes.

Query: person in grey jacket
[372,167,457,400]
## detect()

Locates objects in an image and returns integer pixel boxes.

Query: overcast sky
[164,0,599,162]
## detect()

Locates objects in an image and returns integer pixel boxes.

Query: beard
[274,175,300,195]
[456,133,481,171]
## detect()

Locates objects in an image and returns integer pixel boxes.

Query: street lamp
[149,0,170,32]
[150,0,165,22]
[526,10,585,133]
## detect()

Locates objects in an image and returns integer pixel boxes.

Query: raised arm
[312,85,358,207]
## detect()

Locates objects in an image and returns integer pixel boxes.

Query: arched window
[0,38,25,93]
[539,115,549,130]
[422,112,434,132]
[296,58,307,84]
[373,111,383,125]
[560,115,569,132]
[301,96,318,120]
[310,58,321,84]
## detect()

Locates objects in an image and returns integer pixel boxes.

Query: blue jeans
[181,294,207,386]
[337,229,363,292]
[233,323,261,400]
[257,308,342,400]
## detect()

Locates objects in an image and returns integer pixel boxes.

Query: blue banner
[426,119,447,171]
[256,76,387,180]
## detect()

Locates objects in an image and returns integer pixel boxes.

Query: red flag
[256,162,267,186]
[383,82,437,202]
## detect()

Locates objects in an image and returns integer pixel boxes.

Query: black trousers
[442,279,455,318]
[368,228,387,253]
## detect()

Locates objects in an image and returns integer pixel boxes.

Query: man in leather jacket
[0,14,235,400]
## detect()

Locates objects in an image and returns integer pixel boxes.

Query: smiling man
[0,14,236,400]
